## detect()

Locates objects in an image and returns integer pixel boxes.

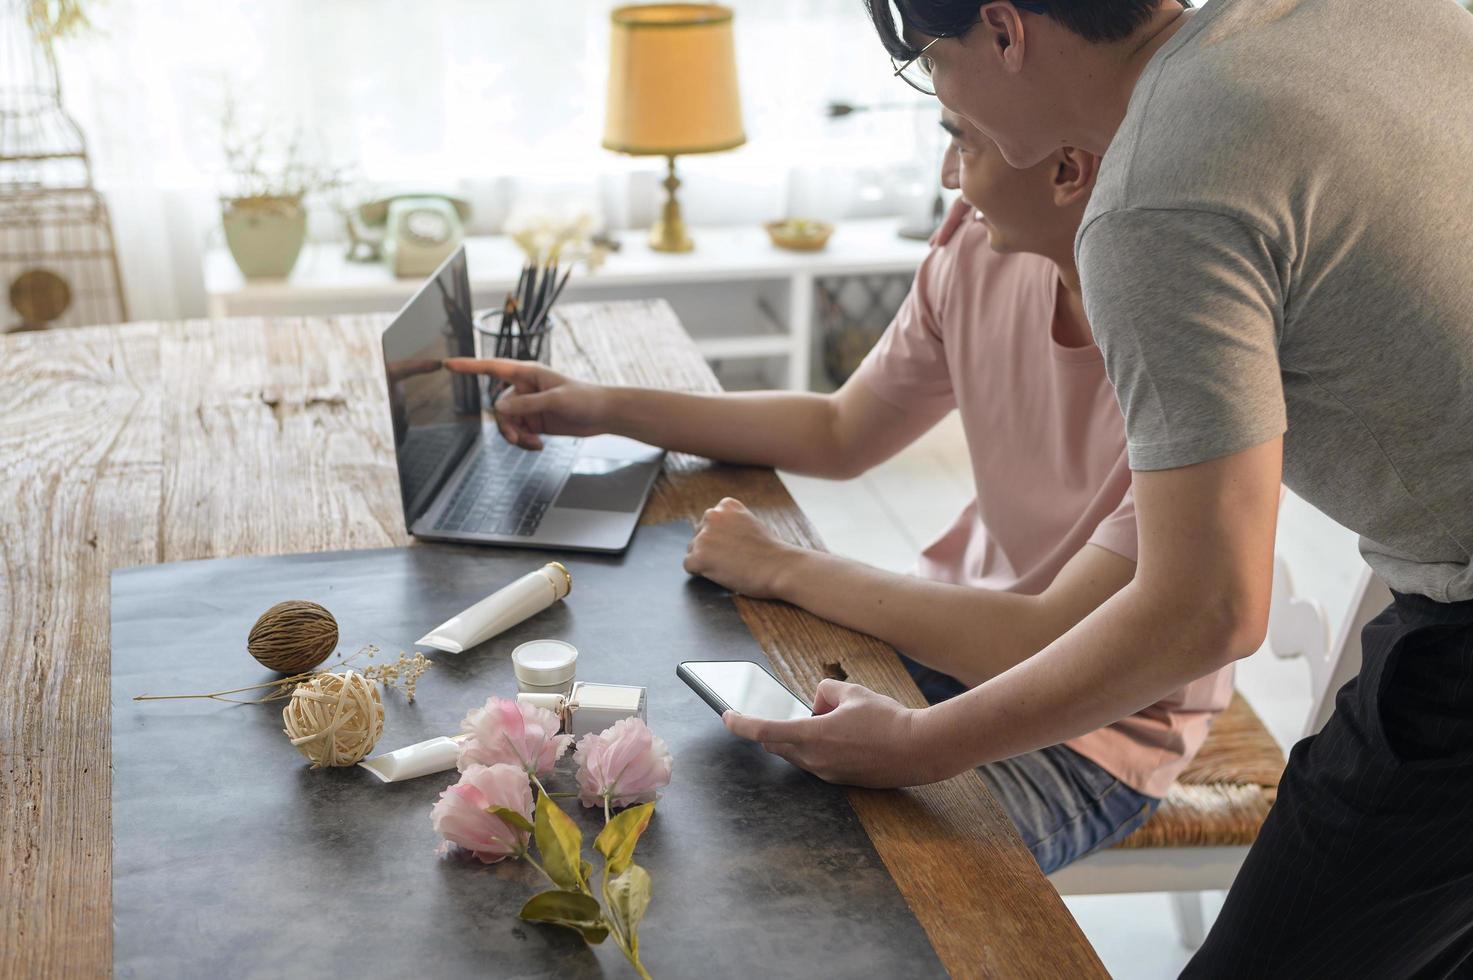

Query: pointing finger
[444,357,540,382]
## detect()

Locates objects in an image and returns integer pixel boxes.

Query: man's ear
[1052,147,1100,208]
[978,2,1027,72]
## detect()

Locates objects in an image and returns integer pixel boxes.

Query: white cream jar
[511,639,578,696]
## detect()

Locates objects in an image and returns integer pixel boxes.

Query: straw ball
[282,671,384,768]
[248,600,338,674]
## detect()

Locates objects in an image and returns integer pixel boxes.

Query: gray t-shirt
[1079,0,1473,602]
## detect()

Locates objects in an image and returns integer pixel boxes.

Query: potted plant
[219,98,345,280]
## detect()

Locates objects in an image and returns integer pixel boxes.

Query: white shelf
[203,218,929,390]
[693,334,794,360]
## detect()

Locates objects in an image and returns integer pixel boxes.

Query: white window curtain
[50,1,944,321]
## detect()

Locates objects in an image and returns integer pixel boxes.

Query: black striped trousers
[1184,591,1473,978]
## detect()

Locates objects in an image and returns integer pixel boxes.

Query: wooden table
[0,300,1105,979]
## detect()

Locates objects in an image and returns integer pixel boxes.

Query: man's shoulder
[1087,0,1466,224]
[1087,70,1280,224]
[1082,0,1321,222]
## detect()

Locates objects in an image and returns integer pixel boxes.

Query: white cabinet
[203,218,929,391]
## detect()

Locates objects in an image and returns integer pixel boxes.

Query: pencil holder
[475,309,558,407]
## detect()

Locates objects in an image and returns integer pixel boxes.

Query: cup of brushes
[475,261,573,407]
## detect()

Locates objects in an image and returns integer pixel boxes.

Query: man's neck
[1057,5,1195,154]
[1051,261,1094,349]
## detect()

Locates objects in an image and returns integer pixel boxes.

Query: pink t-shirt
[852,199,1234,798]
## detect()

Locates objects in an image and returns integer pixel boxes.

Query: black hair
[866,0,1182,58]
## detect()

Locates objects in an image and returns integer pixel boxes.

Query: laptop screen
[381,247,481,528]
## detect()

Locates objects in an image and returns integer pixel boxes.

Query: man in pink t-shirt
[447,110,1233,872]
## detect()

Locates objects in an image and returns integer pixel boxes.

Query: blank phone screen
[686,661,811,721]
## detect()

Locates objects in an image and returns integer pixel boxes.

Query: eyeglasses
[891,36,943,95]
[890,2,1050,96]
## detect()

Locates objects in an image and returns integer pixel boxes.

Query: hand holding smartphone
[677,660,812,721]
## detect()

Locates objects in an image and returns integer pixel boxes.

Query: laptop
[380,247,664,553]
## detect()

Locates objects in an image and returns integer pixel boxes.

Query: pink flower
[431,763,533,863]
[458,695,572,778]
[573,717,673,810]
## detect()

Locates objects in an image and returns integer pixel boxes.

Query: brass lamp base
[650,154,694,253]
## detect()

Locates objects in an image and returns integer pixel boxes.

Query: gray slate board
[111,521,944,979]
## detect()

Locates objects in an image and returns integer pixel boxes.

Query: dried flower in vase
[504,208,611,271]
[219,93,351,207]
[26,0,93,43]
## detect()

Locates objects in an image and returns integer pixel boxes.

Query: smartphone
[677,660,812,721]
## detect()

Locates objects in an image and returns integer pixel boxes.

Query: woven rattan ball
[248,600,338,674]
[281,671,384,768]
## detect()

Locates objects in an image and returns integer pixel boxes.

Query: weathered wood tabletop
[0,300,1106,979]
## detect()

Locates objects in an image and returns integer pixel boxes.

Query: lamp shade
[603,4,746,157]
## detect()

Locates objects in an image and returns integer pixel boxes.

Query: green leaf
[486,805,534,835]
[534,791,588,892]
[593,802,654,877]
[604,864,653,960]
[519,890,610,945]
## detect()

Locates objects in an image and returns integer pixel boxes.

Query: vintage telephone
[345,193,473,278]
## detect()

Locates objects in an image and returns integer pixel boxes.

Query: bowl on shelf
[764,218,834,252]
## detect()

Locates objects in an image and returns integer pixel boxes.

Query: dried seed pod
[247,600,338,674]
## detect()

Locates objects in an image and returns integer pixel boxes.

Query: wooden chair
[1048,555,1392,947]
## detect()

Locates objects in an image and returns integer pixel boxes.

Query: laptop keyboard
[397,425,467,482]
[432,436,579,537]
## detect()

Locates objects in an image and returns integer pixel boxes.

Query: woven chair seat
[1114,692,1286,849]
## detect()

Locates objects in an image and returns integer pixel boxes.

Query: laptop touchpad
[554,457,651,513]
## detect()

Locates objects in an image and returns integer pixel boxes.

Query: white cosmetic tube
[416,562,572,654]
[358,734,471,783]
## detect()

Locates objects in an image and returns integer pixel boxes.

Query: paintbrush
[520,263,538,330]
[511,265,529,318]
[498,295,519,359]
[492,261,573,363]
[531,267,573,334]
[529,263,557,358]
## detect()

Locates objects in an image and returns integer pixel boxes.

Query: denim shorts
[902,655,1161,875]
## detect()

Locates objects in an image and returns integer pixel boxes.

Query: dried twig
[133,643,432,705]
[220,92,352,205]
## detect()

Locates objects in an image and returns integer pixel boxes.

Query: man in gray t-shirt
[1079,0,1473,604]
[717,0,1473,973]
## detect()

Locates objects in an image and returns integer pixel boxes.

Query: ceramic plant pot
[222,195,307,279]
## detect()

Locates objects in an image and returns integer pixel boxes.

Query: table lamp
[603,3,746,253]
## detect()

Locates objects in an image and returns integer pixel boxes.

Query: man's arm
[607,381,947,479]
[723,438,1282,788]
[445,357,947,479]
[685,498,1135,688]
[785,543,1135,688]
